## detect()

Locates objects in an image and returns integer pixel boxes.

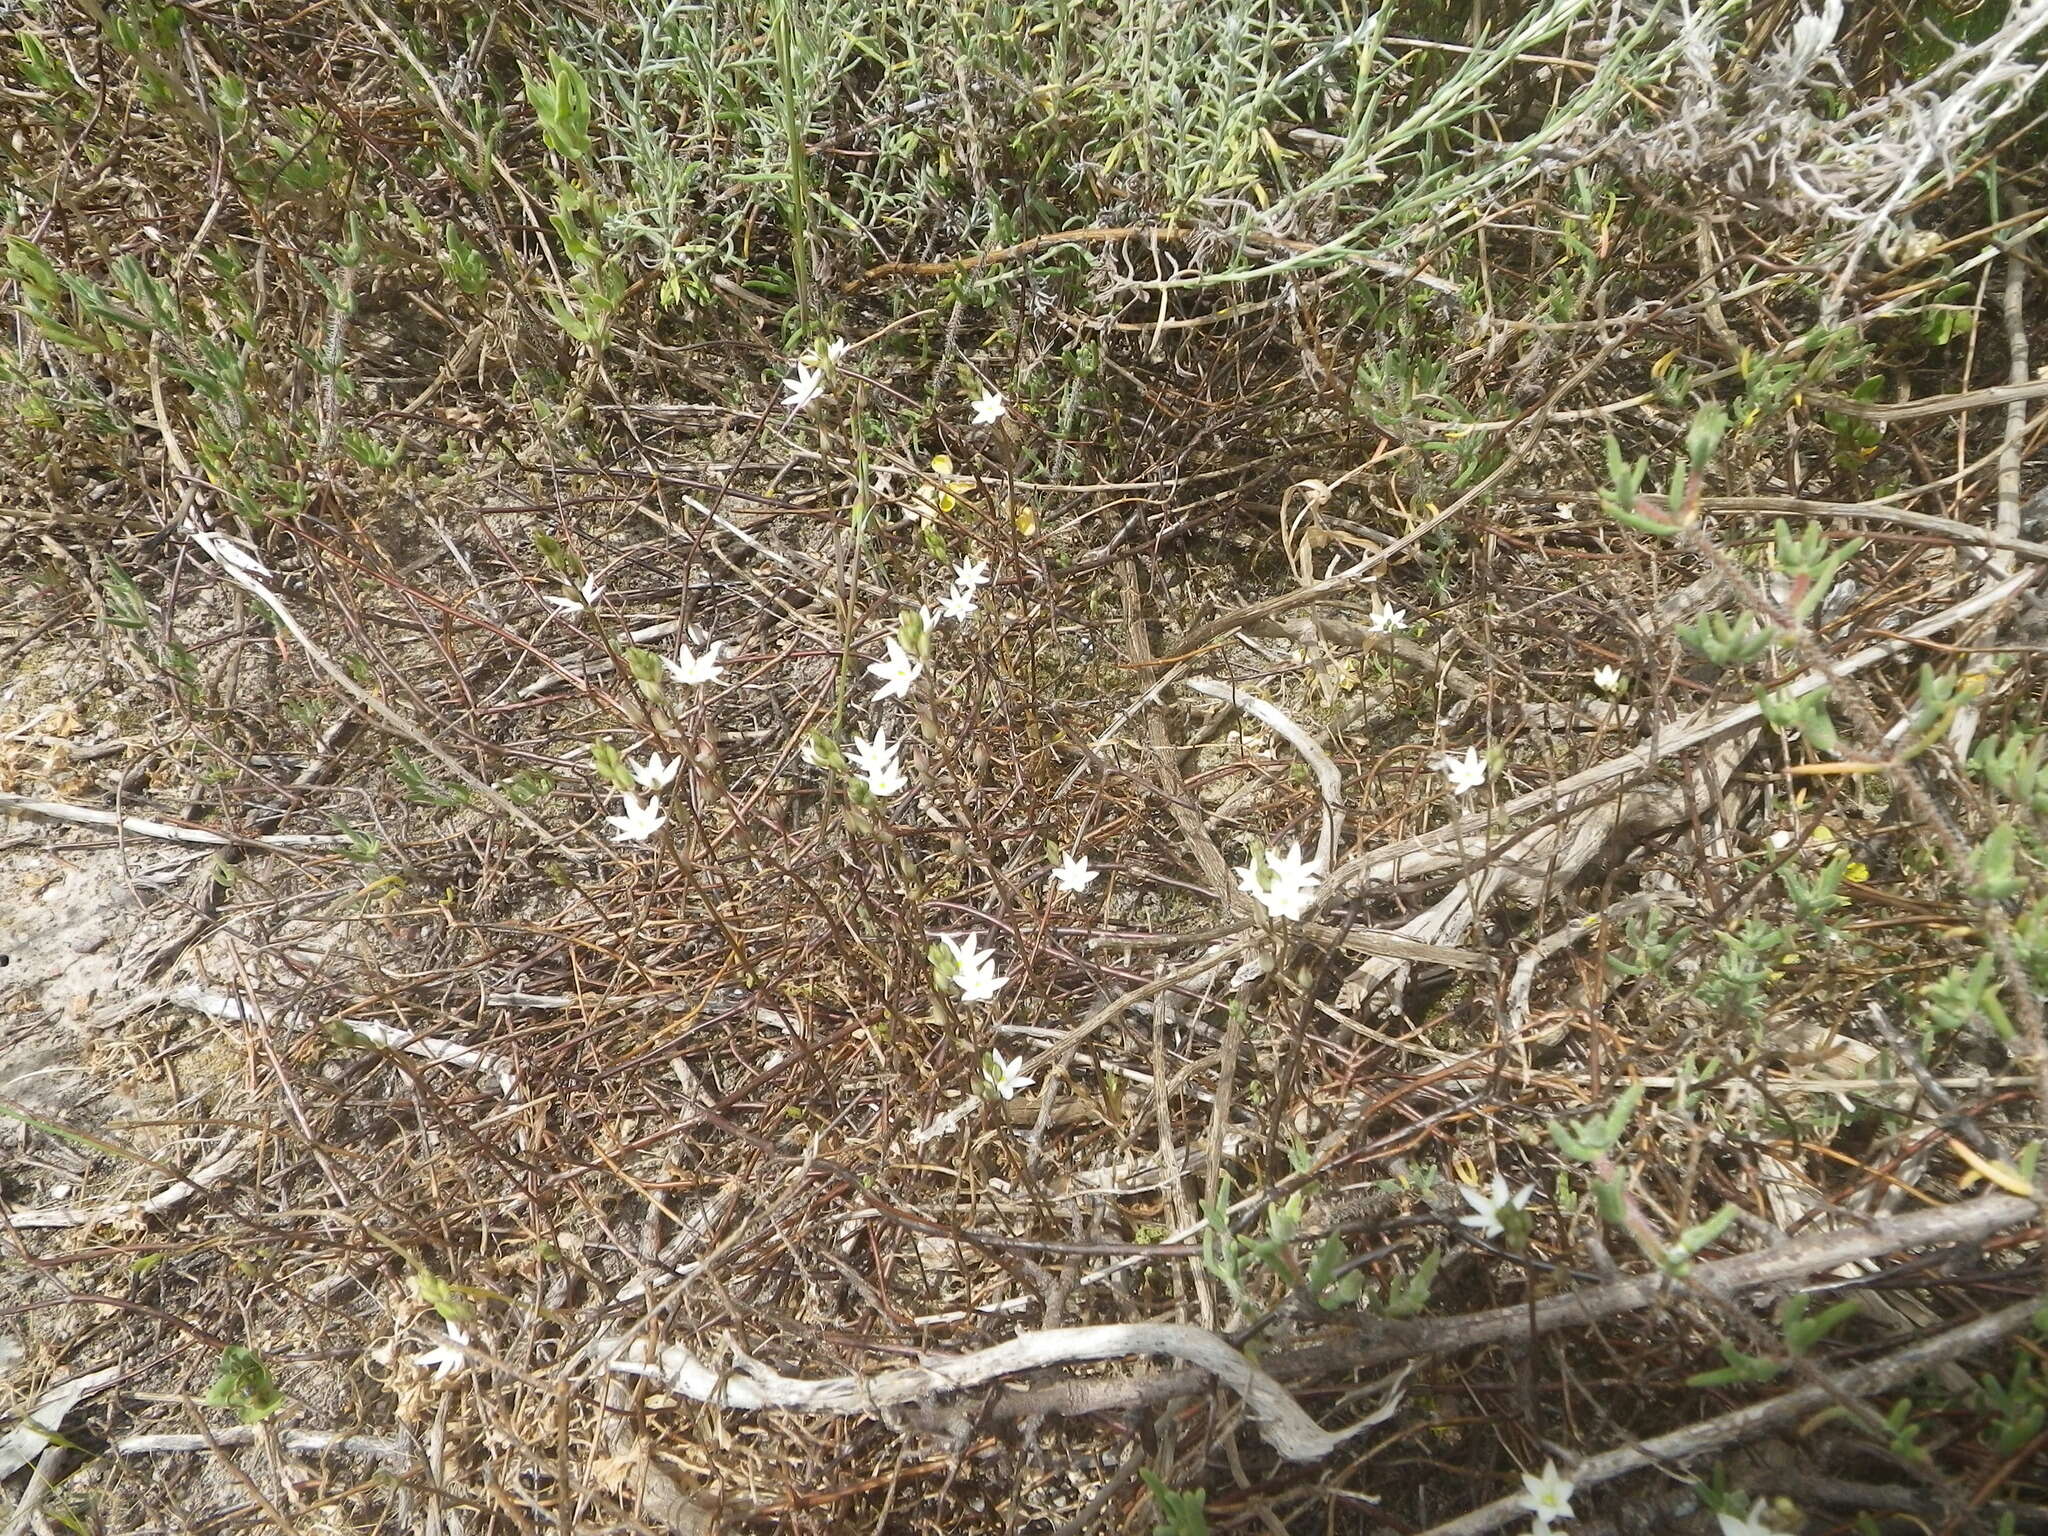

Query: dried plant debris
[3,2,2047,1532]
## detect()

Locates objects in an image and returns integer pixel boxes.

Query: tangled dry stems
[4,0,2048,1531]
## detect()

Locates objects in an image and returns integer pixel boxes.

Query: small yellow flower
[907,455,976,522]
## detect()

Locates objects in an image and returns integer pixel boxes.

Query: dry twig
[606,1321,1410,1463]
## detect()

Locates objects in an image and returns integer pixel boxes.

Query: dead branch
[1334,731,1752,1008]
[1182,676,1345,869]
[1322,564,2039,900]
[1527,489,2048,566]
[606,1321,1408,1463]
[960,1192,2041,1427]
[110,1428,417,1469]
[0,792,351,852]
[1417,1293,2048,1535]
[1,1135,247,1232]
[1808,374,2048,421]
[161,986,521,1099]
[1503,892,1674,1048]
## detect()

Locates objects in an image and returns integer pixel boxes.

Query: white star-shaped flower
[629,752,680,791]
[848,727,907,798]
[798,336,850,371]
[970,388,1007,426]
[1050,852,1097,892]
[411,1324,471,1381]
[1716,1498,1789,1536]
[1365,600,1407,634]
[934,586,978,622]
[952,558,992,591]
[1435,745,1488,796]
[982,1048,1035,1100]
[605,793,667,843]
[541,576,604,614]
[665,641,726,688]
[866,636,923,700]
[1519,1462,1575,1527]
[783,361,826,412]
[1591,665,1626,694]
[1234,842,1321,922]
[1457,1173,1535,1240]
[939,932,1008,1004]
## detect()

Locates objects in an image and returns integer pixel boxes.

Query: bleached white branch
[1,1137,247,1232]
[163,985,521,1100]
[111,1428,416,1468]
[608,1322,1405,1463]
[1182,676,1345,870]
[0,792,351,851]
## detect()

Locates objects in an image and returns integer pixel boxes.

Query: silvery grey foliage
[1590,0,2048,306]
